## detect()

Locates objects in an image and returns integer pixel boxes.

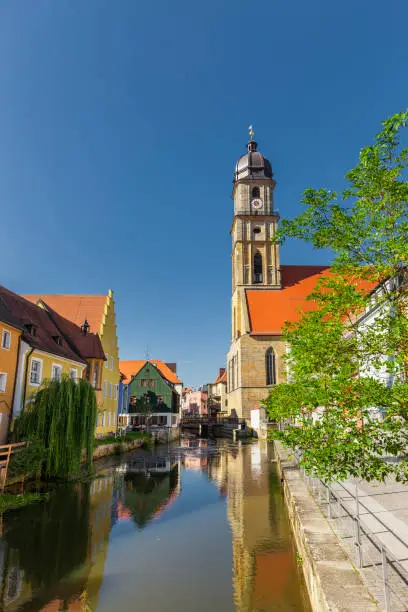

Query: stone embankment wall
[92,438,144,460]
[274,441,379,612]
[151,427,180,444]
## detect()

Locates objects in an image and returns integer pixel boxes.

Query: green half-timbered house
[127,361,180,427]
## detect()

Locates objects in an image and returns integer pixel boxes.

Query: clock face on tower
[251,198,263,210]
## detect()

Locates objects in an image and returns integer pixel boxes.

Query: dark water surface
[0,439,310,611]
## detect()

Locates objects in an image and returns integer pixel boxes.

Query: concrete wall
[274,441,379,612]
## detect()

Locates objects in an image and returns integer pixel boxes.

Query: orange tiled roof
[246,265,376,334]
[120,359,182,385]
[22,294,107,335]
[246,266,329,334]
[214,368,227,384]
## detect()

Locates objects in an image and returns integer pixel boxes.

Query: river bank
[274,441,379,611]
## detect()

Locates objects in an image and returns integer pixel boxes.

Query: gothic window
[254,252,263,284]
[252,186,260,199]
[266,348,276,385]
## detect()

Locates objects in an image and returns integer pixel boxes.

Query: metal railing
[293,450,408,611]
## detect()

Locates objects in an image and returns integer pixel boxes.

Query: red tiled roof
[22,294,107,335]
[120,360,182,385]
[0,286,87,364]
[246,265,376,334]
[43,303,105,361]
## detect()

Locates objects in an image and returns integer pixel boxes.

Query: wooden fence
[0,442,26,492]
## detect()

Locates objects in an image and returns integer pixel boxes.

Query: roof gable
[120,359,181,385]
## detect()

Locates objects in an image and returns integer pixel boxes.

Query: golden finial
[248,124,255,140]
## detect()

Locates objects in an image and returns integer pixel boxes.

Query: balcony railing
[234,208,280,217]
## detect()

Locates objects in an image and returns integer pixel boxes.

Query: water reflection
[0,439,309,611]
[116,458,181,527]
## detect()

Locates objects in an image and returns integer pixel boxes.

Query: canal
[0,439,310,611]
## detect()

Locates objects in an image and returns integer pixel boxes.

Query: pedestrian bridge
[180,416,249,439]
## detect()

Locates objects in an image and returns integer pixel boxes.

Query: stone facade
[227,334,286,421]
[227,138,284,422]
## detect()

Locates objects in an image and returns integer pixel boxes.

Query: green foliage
[3,483,91,589]
[265,111,408,483]
[0,492,47,512]
[13,377,97,479]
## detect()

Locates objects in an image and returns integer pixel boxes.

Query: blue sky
[1,0,408,387]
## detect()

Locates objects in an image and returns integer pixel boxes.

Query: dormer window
[52,335,62,346]
[24,324,37,337]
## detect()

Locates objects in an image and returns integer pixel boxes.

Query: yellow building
[0,313,22,443]
[0,286,107,434]
[23,291,120,435]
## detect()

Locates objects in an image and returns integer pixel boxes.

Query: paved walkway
[310,476,408,611]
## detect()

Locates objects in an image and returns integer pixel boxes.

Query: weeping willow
[13,376,97,479]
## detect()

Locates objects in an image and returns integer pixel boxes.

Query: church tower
[230,132,280,340]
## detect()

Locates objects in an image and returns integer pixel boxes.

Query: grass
[0,492,49,513]
[94,431,150,447]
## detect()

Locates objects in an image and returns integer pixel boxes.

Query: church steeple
[231,134,281,294]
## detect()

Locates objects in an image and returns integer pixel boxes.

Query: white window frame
[104,381,107,397]
[109,382,112,398]
[1,330,11,350]
[114,384,117,400]
[107,412,111,427]
[101,411,106,427]
[69,368,78,381]
[0,373,7,393]
[105,353,108,368]
[110,356,113,370]
[51,363,63,381]
[29,358,43,386]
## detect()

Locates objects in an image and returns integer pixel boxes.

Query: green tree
[13,376,97,479]
[265,111,408,482]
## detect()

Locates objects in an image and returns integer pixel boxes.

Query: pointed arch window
[254,252,263,284]
[266,348,276,385]
[252,186,260,199]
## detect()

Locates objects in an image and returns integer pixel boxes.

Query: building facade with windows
[0,307,23,443]
[226,136,329,421]
[0,285,108,441]
[23,290,120,435]
[119,360,181,428]
[207,368,228,415]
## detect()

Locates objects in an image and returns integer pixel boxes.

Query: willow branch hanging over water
[14,377,98,479]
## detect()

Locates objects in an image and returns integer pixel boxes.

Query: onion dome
[234,140,273,182]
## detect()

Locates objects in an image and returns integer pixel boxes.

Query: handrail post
[326,485,331,519]
[353,516,363,569]
[381,545,391,612]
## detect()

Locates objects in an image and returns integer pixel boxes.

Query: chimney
[219,367,226,378]
[166,363,177,374]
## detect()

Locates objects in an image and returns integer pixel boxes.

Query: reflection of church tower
[226,443,307,611]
